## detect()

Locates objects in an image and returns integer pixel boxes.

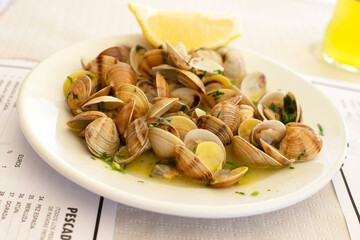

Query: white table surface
[1,0,358,239]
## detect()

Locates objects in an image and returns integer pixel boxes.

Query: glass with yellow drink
[322,0,360,73]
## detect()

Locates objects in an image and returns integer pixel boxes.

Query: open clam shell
[205,88,237,107]
[148,98,178,118]
[148,127,184,159]
[136,79,157,103]
[168,116,197,141]
[176,69,206,94]
[250,120,286,148]
[218,47,246,84]
[174,145,213,181]
[166,41,191,71]
[232,136,287,168]
[81,96,125,112]
[210,167,248,188]
[114,84,150,118]
[115,99,136,137]
[156,71,171,98]
[67,111,107,132]
[171,87,201,111]
[240,71,266,103]
[129,44,147,76]
[138,49,168,78]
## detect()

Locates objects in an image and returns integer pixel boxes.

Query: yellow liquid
[323,0,360,70]
[124,145,279,188]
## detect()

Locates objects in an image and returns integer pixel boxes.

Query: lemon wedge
[128,3,241,49]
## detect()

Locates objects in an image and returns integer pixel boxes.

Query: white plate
[17,34,347,218]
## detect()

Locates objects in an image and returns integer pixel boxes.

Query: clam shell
[176,69,206,94]
[237,118,262,141]
[85,86,111,103]
[152,164,178,180]
[210,167,248,188]
[98,45,130,62]
[174,145,213,181]
[169,116,197,141]
[67,75,92,115]
[126,118,148,156]
[146,117,180,138]
[240,71,266,103]
[148,98,178,118]
[190,49,222,65]
[138,49,167,78]
[81,96,125,112]
[148,127,184,159]
[129,44,147,76]
[136,79,157,103]
[166,41,191,70]
[115,99,135,136]
[279,123,322,161]
[184,129,226,161]
[250,120,286,148]
[211,101,241,134]
[81,55,120,89]
[218,47,246,84]
[105,63,136,88]
[156,71,171,98]
[189,57,224,76]
[260,139,293,166]
[205,88,237,107]
[171,87,201,111]
[203,74,232,92]
[114,83,149,118]
[238,104,255,123]
[67,111,107,131]
[85,117,120,157]
[232,136,284,168]
[197,115,233,145]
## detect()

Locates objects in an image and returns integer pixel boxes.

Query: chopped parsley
[72,92,79,100]
[85,74,94,79]
[214,69,223,74]
[289,166,295,169]
[91,157,96,160]
[224,161,239,170]
[251,191,259,196]
[149,124,154,128]
[100,152,108,160]
[235,191,245,195]
[138,180,144,183]
[66,91,70,99]
[149,174,153,178]
[180,104,187,112]
[347,142,349,148]
[67,76,73,83]
[140,52,145,56]
[155,117,172,126]
[135,45,141,52]
[97,102,105,112]
[106,73,109,82]
[297,150,306,160]
[267,189,271,191]
[216,111,221,118]
[317,123,324,136]
[193,145,198,154]
[268,94,297,124]
[207,90,224,100]
[134,88,137,92]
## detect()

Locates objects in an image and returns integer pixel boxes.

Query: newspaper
[0,60,117,240]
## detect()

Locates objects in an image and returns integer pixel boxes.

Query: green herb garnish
[134,88,137,92]
[207,90,224,100]
[72,92,79,100]
[97,102,105,112]
[317,123,324,136]
[155,117,172,126]
[297,150,306,160]
[236,191,245,195]
[251,191,259,196]
[135,45,141,52]
[193,145,198,154]
[100,152,107,160]
[149,124,154,128]
[289,166,295,169]
[347,142,349,148]
[149,174,153,178]
[91,157,96,160]
[67,76,73,83]
[138,180,144,183]
[214,69,223,74]
[180,104,187,112]
[85,74,94,79]
[216,111,221,118]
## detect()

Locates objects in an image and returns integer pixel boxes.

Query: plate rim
[17,33,348,218]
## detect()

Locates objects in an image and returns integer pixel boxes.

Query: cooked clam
[240,72,266,103]
[197,115,233,145]
[67,75,92,115]
[171,87,201,111]
[98,45,130,63]
[85,117,120,157]
[114,84,149,118]
[138,49,168,78]
[211,101,241,134]
[210,167,248,188]
[105,63,136,89]
[148,127,184,159]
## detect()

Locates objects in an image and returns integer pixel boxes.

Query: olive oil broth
[122,145,280,188]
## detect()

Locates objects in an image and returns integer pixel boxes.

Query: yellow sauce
[124,144,281,187]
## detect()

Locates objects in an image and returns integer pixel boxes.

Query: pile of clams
[64,41,323,188]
